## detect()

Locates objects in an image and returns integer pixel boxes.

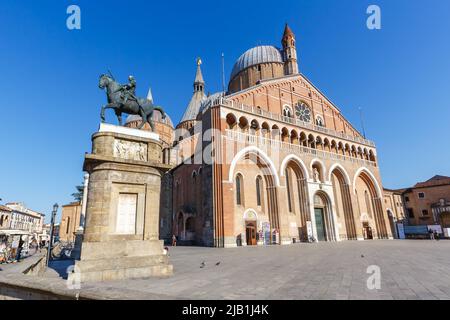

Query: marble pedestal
[68,124,173,283]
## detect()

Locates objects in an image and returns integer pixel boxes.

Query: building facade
[402,175,450,229]
[154,25,395,247]
[0,205,13,230]
[383,188,406,238]
[59,201,82,243]
[5,202,44,234]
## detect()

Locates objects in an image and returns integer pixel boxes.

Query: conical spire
[282,23,299,75]
[179,58,207,125]
[146,87,153,104]
[283,23,295,39]
[194,57,204,91]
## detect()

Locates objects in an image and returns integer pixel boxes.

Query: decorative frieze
[114,139,147,161]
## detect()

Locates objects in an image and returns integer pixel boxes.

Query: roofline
[62,201,81,207]
[409,181,450,190]
[226,73,366,138]
[227,73,341,112]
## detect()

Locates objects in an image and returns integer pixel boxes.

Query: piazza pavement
[1,240,450,299]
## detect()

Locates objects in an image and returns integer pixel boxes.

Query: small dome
[125,110,174,128]
[230,45,283,80]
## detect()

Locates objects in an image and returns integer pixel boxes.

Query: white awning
[0,230,31,236]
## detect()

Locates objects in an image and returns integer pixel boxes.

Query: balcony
[211,96,375,147]
[223,130,377,168]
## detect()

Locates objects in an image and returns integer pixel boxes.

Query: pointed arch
[353,167,388,239]
[280,154,310,180]
[227,146,281,187]
[328,163,351,184]
[352,167,382,197]
[330,164,357,240]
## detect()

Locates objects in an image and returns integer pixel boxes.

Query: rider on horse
[115,75,137,104]
[99,73,166,130]
[114,75,146,117]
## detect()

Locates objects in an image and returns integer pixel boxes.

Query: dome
[125,110,174,128]
[230,45,283,80]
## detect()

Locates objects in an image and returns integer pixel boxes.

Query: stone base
[69,240,173,283]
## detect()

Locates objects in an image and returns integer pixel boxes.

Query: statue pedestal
[68,124,173,283]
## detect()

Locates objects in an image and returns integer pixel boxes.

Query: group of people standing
[0,235,45,264]
[428,229,440,240]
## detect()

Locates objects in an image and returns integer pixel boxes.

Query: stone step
[74,254,169,272]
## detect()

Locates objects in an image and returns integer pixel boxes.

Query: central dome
[230,45,283,80]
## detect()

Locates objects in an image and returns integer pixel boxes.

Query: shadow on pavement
[48,259,75,279]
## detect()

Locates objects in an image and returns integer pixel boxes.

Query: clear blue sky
[1,0,449,222]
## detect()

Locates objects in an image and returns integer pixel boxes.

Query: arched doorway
[283,158,310,242]
[354,169,388,239]
[229,147,281,245]
[313,192,336,241]
[330,166,357,240]
[244,209,258,246]
[362,220,373,240]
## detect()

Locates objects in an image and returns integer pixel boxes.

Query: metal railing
[210,96,376,147]
[224,130,377,167]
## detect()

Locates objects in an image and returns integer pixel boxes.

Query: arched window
[66,217,70,234]
[236,174,244,205]
[256,176,263,207]
[0,215,3,226]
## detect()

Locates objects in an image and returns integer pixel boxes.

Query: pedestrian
[16,236,24,262]
[172,234,177,247]
[434,230,439,241]
[429,228,435,240]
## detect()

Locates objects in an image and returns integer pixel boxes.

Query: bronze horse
[98,74,166,131]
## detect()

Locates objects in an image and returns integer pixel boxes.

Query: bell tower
[282,24,299,75]
[194,57,205,93]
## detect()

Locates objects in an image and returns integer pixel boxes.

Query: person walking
[172,234,177,247]
[429,228,435,240]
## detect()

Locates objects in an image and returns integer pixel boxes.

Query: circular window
[295,102,311,122]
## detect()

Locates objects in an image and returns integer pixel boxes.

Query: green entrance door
[314,208,326,241]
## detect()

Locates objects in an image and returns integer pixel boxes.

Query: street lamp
[45,203,59,268]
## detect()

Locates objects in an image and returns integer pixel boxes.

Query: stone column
[80,173,89,229]
[71,173,90,259]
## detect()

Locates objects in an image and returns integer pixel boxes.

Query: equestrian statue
[98,72,166,132]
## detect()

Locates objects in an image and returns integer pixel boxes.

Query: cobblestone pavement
[2,240,450,299]
[81,240,450,300]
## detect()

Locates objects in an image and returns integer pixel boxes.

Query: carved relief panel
[114,139,147,161]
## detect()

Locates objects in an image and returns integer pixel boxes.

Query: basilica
[126,25,396,247]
